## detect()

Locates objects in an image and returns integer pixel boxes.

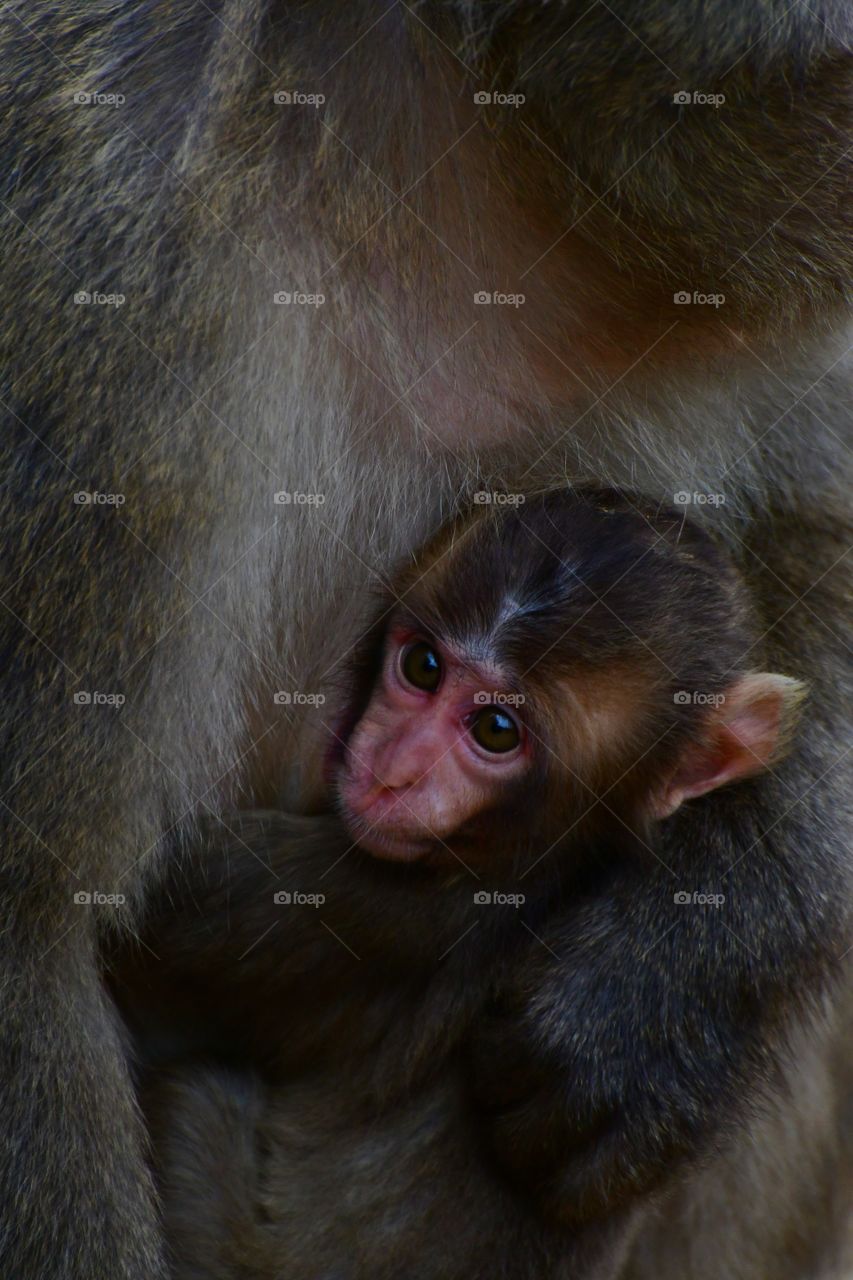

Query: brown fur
[0,2,850,1276]
[114,490,816,1279]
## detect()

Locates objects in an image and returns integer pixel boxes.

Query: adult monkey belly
[0,3,849,1279]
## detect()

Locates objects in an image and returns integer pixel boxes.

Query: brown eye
[470,707,520,754]
[400,641,441,692]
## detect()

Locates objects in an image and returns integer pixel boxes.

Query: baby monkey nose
[374,738,441,793]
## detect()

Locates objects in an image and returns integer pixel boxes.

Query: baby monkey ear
[652,674,808,820]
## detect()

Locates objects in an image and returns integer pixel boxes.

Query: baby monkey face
[331,491,805,869]
[335,622,532,863]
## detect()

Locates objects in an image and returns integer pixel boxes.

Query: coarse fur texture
[0,2,851,1277]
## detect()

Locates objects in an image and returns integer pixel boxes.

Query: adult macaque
[1,2,850,1277]
[115,489,806,1277]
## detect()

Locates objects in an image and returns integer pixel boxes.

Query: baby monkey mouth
[338,803,438,863]
[335,763,447,863]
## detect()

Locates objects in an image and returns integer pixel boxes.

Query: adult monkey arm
[0,3,850,1280]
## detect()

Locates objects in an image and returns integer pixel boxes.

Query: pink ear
[652,674,806,820]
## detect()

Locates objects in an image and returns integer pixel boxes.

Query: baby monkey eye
[400,640,441,692]
[470,706,520,754]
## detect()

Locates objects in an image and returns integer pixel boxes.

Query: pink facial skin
[335,627,530,862]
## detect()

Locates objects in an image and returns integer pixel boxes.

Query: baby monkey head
[332,488,805,870]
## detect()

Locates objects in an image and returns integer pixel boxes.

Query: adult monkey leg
[0,4,850,1280]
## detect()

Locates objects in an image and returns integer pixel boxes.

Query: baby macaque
[330,487,800,869]
[114,487,805,1280]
